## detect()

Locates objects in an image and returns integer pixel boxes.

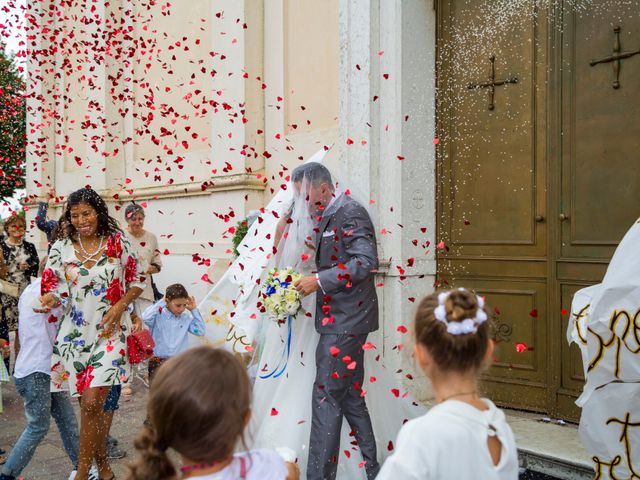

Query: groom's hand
[295,276,319,296]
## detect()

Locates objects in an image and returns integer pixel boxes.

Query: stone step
[506,409,594,480]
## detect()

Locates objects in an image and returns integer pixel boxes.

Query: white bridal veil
[194,147,425,478]
[193,147,332,354]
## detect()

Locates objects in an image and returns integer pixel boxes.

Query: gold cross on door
[467,55,519,110]
[590,26,640,89]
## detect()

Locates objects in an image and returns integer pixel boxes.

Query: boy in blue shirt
[142,283,206,383]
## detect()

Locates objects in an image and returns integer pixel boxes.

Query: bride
[194,149,424,478]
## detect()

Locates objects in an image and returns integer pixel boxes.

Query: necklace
[441,390,478,402]
[6,237,23,247]
[78,234,104,258]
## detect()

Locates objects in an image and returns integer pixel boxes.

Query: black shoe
[106,442,126,460]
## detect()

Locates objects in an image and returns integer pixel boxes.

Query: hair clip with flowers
[433,289,488,335]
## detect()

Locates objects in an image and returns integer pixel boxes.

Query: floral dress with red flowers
[43,233,146,397]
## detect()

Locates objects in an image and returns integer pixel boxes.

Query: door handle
[559,213,569,221]
[535,215,545,223]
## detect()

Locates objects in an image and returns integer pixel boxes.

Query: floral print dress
[42,233,145,397]
[0,239,39,331]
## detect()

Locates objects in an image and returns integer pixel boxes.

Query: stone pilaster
[339,0,437,399]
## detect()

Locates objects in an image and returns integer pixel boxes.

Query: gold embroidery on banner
[587,309,640,378]
[593,455,622,480]
[572,304,590,345]
[225,325,251,351]
[592,413,640,479]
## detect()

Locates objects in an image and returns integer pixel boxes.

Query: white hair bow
[434,289,488,335]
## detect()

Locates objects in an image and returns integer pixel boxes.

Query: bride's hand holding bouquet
[262,267,303,323]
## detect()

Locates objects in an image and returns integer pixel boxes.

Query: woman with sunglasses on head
[0,214,39,370]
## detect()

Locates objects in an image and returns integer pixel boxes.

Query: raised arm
[185,295,205,336]
[35,202,58,237]
[187,308,206,337]
[35,202,49,232]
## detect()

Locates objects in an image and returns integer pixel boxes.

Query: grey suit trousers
[307,333,380,480]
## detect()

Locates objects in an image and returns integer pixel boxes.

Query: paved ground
[0,373,585,480]
[0,376,149,480]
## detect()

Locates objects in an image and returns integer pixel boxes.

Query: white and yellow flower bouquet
[262,267,302,322]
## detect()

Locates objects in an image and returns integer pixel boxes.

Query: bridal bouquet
[262,267,302,322]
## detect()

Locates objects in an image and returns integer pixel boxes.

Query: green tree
[0,44,25,200]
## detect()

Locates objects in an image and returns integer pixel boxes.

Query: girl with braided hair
[127,346,298,480]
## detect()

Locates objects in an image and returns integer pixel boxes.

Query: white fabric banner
[568,218,640,478]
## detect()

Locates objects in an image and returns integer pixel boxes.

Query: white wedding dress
[249,282,422,478]
[195,150,424,478]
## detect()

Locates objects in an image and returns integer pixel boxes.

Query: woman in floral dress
[40,188,145,480]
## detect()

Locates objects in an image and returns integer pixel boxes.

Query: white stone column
[102,0,132,192]
[25,0,54,192]
[25,0,61,246]
[263,0,285,193]
[209,0,265,178]
[339,0,437,399]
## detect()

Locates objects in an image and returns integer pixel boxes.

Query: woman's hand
[36,293,60,313]
[145,265,159,275]
[100,303,125,338]
[131,313,143,333]
[18,261,29,271]
[0,339,9,359]
[286,463,300,480]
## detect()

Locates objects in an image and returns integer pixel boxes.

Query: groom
[294,163,380,480]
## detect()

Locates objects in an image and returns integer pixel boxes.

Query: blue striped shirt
[141,300,206,358]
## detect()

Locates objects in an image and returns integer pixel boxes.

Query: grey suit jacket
[314,194,379,335]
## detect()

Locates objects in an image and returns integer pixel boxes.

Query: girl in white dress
[377,289,519,480]
[127,346,298,480]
